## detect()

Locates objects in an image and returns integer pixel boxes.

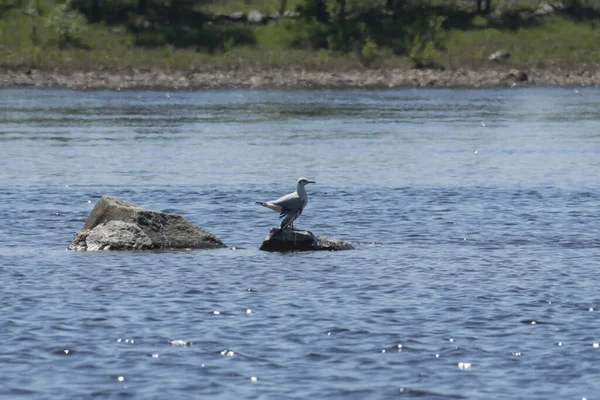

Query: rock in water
[315,235,355,251]
[69,196,227,251]
[259,228,354,252]
[84,220,153,251]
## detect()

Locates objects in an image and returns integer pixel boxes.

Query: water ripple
[2,88,600,399]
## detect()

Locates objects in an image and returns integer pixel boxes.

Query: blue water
[1,87,600,399]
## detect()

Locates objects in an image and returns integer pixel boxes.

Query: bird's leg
[290,208,302,230]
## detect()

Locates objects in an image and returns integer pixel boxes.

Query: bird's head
[297,177,316,187]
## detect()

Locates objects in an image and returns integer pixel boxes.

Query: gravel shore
[2,65,600,89]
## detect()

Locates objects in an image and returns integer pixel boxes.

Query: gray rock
[84,221,153,251]
[69,196,226,251]
[488,50,511,62]
[518,10,533,21]
[247,10,265,24]
[259,228,354,252]
[316,235,355,251]
[228,11,245,21]
[534,3,558,16]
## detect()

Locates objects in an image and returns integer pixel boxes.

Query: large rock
[83,220,153,251]
[259,228,354,252]
[69,196,226,251]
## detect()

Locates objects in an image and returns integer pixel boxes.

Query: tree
[310,0,328,22]
[476,0,491,14]
[137,0,147,15]
[386,0,405,9]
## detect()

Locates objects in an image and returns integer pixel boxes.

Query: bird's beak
[308,180,316,184]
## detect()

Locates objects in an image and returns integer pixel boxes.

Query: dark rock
[507,69,528,82]
[259,228,354,252]
[69,196,226,251]
[212,12,227,22]
[259,229,317,252]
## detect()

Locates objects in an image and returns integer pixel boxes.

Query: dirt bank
[2,65,600,89]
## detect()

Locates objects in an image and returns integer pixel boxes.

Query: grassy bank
[445,16,600,69]
[1,0,599,73]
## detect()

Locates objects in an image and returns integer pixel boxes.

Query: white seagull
[257,177,316,231]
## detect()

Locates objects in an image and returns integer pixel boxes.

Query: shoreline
[2,65,600,89]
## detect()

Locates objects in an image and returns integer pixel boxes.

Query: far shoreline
[2,65,600,90]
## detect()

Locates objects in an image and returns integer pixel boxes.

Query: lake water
[1,87,600,399]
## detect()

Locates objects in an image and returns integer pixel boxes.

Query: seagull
[257,177,315,232]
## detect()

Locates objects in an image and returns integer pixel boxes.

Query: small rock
[507,69,528,82]
[518,11,533,21]
[247,10,266,24]
[316,235,354,251]
[228,11,245,21]
[488,50,511,62]
[259,228,353,252]
[534,3,557,17]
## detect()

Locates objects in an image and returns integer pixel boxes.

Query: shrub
[46,0,88,49]
[406,13,446,68]
[360,36,379,67]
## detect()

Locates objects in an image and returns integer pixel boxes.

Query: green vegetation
[446,16,600,68]
[0,0,599,71]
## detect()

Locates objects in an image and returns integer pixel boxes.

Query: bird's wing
[271,192,303,214]
[279,209,301,230]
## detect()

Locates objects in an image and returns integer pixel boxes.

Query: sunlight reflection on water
[1,87,600,399]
